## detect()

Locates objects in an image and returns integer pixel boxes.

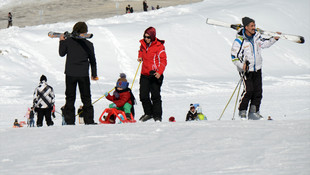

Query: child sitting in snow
[13,119,21,128]
[186,104,198,121]
[195,104,207,120]
[186,103,207,121]
[104,73,135,123]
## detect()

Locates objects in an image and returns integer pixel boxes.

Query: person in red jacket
[137,27,167,122]
[105,73,134,122]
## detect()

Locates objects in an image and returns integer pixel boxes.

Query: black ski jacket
[59,38,97,77]
[186,111,197,121]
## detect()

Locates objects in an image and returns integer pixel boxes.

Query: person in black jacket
[186,104,197,121]
[143,0,148,11]
[59,21,98,125]
[7,12,12,28]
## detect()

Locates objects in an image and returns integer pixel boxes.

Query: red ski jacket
[106,90,132,107]
[138,38,167,76]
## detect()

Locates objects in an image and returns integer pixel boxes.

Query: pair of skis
[48,31,93,39]
[206,18,305,44]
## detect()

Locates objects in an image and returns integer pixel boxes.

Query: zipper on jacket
[249,39,256,71]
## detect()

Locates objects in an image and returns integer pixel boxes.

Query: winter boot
[153,116,162,122]
[125,113,131,121]
[239,110,247,120]
[139,114,153,122]
[248,105,263,120]
[109,114,116,124]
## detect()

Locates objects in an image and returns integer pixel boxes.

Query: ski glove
[104,92,109,97]
[111,103,117,108]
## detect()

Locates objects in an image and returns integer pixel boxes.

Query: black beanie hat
[40,75,47,82]
[73,22,88,33]
[242,17,255,27]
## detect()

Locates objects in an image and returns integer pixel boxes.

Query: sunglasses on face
[144,35,151,39]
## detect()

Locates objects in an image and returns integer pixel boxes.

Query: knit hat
[73,22,88,34]
[242,17,255,27]
[116,73,129,89]
[40,75,47,82]
[144,27,156,41]
[190,104,195,110]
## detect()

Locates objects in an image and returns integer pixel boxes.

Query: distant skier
[33,75,55,127]
[104,73,135,123]
[138,27,167,122]
[7,12,12,28]
[126,5,131,13]
[186,104,197,121]
[231,17,280,120]
[143,0,148,11]
[59,21,98,125]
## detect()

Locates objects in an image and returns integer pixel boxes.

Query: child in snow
[195,104,207,120]
[104,73,135,122]
[186,104,198,121]
[29,107,35,127]
[13,119,20,128]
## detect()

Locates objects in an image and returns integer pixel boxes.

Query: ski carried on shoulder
[48,31,93,39]
[206,18,305,44]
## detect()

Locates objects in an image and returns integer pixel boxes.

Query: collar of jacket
[237,28,257,41]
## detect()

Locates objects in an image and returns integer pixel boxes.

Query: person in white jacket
[33,75,55,126]
[231,17,280,120]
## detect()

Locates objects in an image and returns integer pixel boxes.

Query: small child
[13,119,21,128]
[29,107,35,127]
[186,104,198,121]
[105,73,134,122]
[195,104,207,120]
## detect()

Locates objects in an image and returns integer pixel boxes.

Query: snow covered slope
[0,0,309,174]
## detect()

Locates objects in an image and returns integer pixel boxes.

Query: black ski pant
[139,74,164,121]
[36,108,53,127]
[239,69,263,112]
[64,76,94,125]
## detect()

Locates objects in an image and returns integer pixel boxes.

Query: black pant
[36,108,53,127]
[139,74,163,120]
[64,76,94,124]
[239,69,263,111]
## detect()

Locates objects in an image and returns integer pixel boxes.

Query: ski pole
[232,79,243,120]
[131,62,141,90]
[75,88,114,117]
[218,77,243,120]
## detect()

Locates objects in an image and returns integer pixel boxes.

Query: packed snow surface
[0,0,309,174]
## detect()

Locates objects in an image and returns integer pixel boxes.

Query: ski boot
[139,114,153,122]
[248,105,264,120]
[239,110,247,120]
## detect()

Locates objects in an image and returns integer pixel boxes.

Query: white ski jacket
[33,81,55,109]
[231,28,277,72]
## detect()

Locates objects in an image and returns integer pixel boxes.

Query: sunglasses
[144,35,151,39]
